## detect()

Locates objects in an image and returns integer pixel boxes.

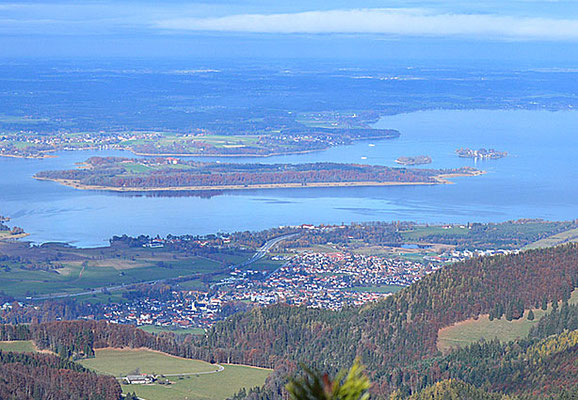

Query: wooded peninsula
[34,157,483,192]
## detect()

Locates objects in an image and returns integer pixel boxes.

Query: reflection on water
[114,190,225,199]
[0,110,577,247]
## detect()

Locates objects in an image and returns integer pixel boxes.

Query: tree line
[0,350,121,399]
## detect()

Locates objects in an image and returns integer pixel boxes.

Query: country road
[116,364,225,380]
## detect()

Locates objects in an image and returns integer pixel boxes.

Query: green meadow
[0,250,222,298]
[0,340,37,353]
[79,348,271,400]
[437,290,578,353]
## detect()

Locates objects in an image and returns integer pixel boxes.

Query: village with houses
[82,243,519,331]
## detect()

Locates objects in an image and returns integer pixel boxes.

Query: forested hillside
[203,244,577,372]
[233,305,578,400]
[395,379,511,400]
[0,350,121,400]
[1,244,576,398]
[389,303,578,398]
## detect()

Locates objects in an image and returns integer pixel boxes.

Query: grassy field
[402,221,578,249]
[350,284,404,294]
[437,290,578,353]
[400,226,469,241]
[296,112,368,129]
[193,134,261,148]
[121,364,271,400]
[348,244,441,262]
[0,115,50,124]
[524,227,578,249]
[437,309,549,353]
[76,292,127,304]
[0,249,222,298]
[246,257,285,272]
[80,349,218,376]
[122,162,193,174]
[80,348,271,400]
[121,134,263,155]
[0,340,37,353]
[139,325,205,336]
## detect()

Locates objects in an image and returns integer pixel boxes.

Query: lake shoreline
[0,152,56,160]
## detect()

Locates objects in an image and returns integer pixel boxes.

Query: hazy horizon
[2,1,578,65]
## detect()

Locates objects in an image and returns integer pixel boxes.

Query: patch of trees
[0,253,58,271]
[122,283,173,302]
[0,350,121,400]
[393,379,510,400]
[0,320,210,363]
[9,226,24,235]
[0,299,96,325]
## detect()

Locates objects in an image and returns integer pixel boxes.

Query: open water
[1,110,576,246]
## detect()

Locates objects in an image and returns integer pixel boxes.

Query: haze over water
[1,109,577,247]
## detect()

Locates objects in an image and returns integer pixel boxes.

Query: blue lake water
[0,109,577,247]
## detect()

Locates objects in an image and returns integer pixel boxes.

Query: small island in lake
[395,155,432,166]
[34,157,484,193]
[456,148,507,160]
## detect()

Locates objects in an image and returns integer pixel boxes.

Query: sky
[1,0,578,63]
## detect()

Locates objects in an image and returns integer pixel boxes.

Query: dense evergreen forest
[0,244,576,398]
[394,379,512,400]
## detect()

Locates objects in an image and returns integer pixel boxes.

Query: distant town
[1,218,573,332]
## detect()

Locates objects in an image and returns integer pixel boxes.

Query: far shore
[131,148,323,158]
[0,133,398,160]
[1,147,323,160]
[35,171,484,193]
[129,135,398,158]
[0,152,56,160]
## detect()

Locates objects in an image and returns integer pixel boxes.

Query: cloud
[0,2,226,35]
[155,8,578,40]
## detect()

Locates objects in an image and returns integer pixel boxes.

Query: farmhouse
[123,374,155,385]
